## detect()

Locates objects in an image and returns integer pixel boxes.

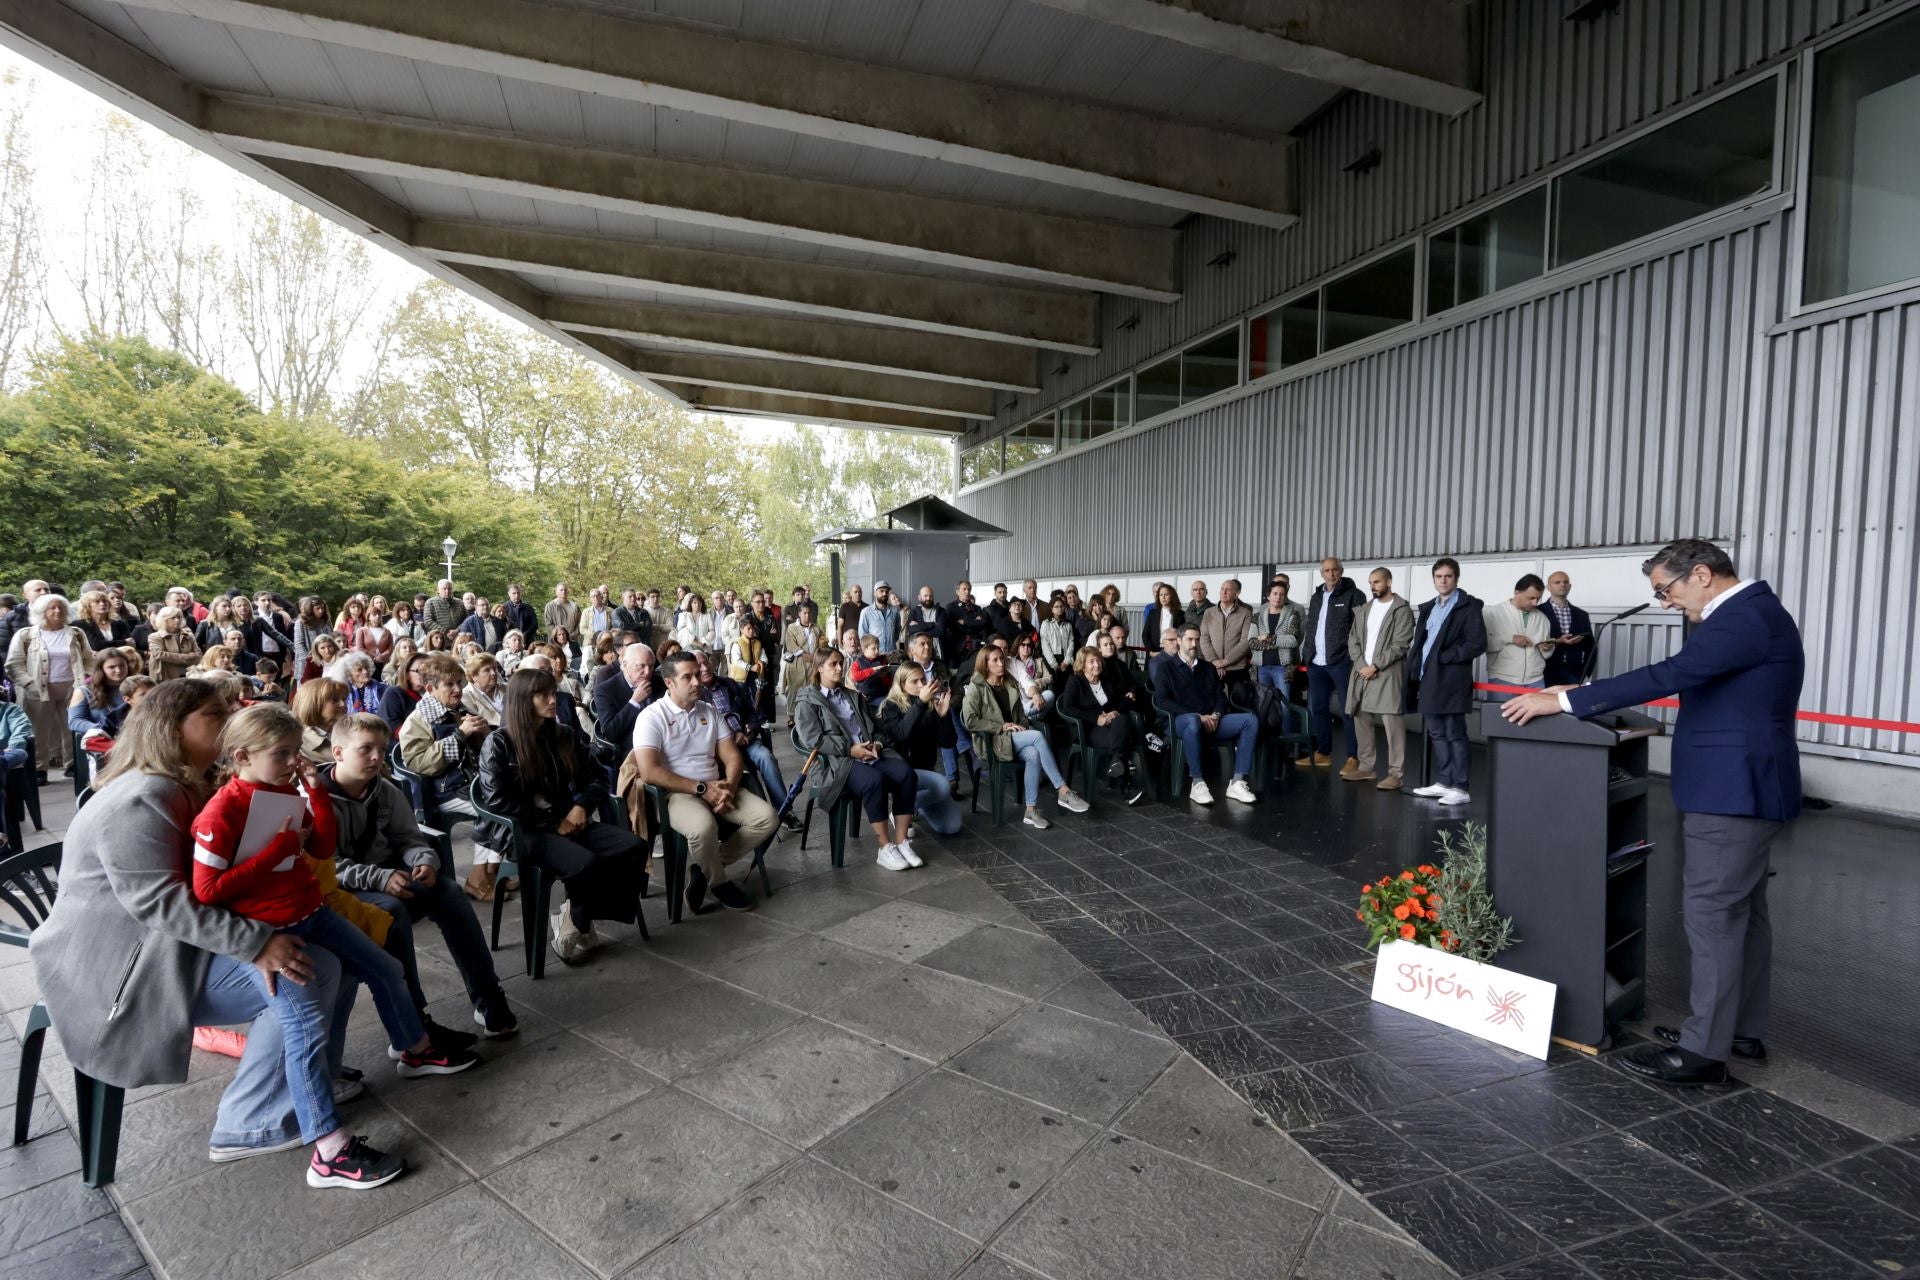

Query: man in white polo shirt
[634,650,779,913]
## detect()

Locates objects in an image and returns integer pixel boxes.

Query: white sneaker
[876,843,911,871]
[1189,780,1215,806]
[1224,778,1257,804]
[582,923,611,950]
[1439,789,1472,807]
[895,840,924,868]
[1023,809,1051,830]
[550,909,582,963]
[1410,784,1448,798]
[1057,790,1090,814]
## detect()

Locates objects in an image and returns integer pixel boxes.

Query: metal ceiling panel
[319,44,433,118]
[351,172,409,206]
[391,174,476,220]
[903,158,984,199]
[653,108,729,160]
[497,75,587,140]
[650,220,717,248]
[1174,59,1337,134]
[578,94,656,153]
[781,134,863,182]
[898,0,1011,75]
[223,25,349,103]
[591,208,662,242]
[738,0,833,43]
[718,118,797,172]
[819,0,921,61]
[1044,22,1164,103]
[415,63,513,131]
[654,0,745,26]
[463,187,542,226]
[971,3,1080,85]
[112,10,268,96]
[64,0,164,56]
[845,147,925,191]
[512,269,609,300]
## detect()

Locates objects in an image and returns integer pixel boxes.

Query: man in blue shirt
[857,582,903,658]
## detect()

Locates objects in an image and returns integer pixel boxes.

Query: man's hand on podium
[1501,686,1575,725]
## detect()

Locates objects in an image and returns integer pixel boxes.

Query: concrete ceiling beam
[1025,0,1480,116]
[539,295,1039,394]
[411,220,1099,355]
[202,98,1181,299]
[111,0,1297,226]
[654,381,970,436]
[613,348,993,420]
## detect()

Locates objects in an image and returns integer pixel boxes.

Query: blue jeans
[1426,713,1469,790]
[911,770,963,836]
[355,872,507,1021]
[1306,659,1356,758]
[1010,729,1065,805]
[285,907,425,1054]
[1173,711,1258,780]
[940,703,975,783]
[1257,664,1291,696]
[746,740,787,800]
[194,947,343,1148]
[0,747,25,770]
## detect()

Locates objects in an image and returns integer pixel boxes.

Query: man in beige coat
[1344,568,1415,788]
[1198,578,1253,687]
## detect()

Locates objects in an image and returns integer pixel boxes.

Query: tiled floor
[6,728,1920,1280]
[1,774,1425,1280]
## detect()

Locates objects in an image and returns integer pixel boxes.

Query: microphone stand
[1580,602,1653,684]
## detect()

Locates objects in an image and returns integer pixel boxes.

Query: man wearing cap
[858,582,903,659]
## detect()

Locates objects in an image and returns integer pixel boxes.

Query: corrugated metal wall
[958,0,1920,764]
[965,0,1902,438]
[966,220,1775,576]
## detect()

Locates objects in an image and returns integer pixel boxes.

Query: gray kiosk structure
[814,495,1009,611]
[1481,705,1665,1050]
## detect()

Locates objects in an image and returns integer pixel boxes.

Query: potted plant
[1356,822,1514,961]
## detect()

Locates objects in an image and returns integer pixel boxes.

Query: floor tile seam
[1731,1161,1920,1239]
[17,1216,154,1280]
[1659,1187,1890,1277]
[566,995,812,1083]
[1614,1104,1864,1198]
[254,1182,483,1280]
[809,977,1045,1064]
[1529,1211,1744,1277]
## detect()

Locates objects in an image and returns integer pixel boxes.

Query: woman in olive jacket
[960,646,1087,830]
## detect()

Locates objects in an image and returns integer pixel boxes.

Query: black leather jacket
[474,718,607,847]
[1301,578,1368,665]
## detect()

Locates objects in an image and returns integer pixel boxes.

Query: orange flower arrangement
[1355,863,1452,952]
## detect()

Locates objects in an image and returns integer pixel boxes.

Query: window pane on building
[1088,384,1123,440]
[1249,297,1319,378]
[1135,355,1181,422]
[1428,185,1548,314]
[959,441,1000,486]
[1059,397,1091,450]
[1002,414,1057,469]
[1552,79,1776,267]
[1323,246,1417,354]
[1805,9,1920,303]
[1182,328,1241,403]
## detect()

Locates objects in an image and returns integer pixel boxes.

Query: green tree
[0,334,558,601]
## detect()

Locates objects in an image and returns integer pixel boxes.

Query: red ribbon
[1471,682,1918,734]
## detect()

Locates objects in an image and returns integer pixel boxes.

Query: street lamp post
[442,535,458,586]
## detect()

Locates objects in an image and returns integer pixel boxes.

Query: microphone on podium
[1581,602,1654,683]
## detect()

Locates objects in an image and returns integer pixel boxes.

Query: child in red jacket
[192,704,477,1185]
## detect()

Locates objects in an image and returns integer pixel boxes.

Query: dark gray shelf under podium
[1480,704,1663,1049]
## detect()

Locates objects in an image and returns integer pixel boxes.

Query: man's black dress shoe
[1653,1025,1766,1063]
[1617,1044,1729,1087]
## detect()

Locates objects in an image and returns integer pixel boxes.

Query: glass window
[1805,9,1920,303]
[1002,414,1057,469]
[1428,186,1548,314]
[1182,328,1241,403]
[959,441,1000,486]
[1134,355,1181,422]
[1552,79,1776,267]
[1059,398,1091,450]
[1323,246,1417,354]
[1249,294,1322,378]
[1088,382,1125,441]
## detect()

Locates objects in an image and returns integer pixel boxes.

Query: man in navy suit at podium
[1501,539,1803,1086]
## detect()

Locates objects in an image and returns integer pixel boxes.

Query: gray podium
[1480,705,1663,1048]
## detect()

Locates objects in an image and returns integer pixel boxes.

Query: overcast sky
[0,47,797,443]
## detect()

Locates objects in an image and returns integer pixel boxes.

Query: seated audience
[293,677,349,765]
[694,650,801,831]
[1006,633,1054,718]
[791,649,921,870]
[461,653,505,727]
[1150,625,1260,807]
[849,633,892,703]
[481,667,647,962]
[330,650,388,716]
[877,663,963,836]
[961,646,1088,830]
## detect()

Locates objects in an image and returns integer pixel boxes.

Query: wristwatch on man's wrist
[694,780,708,797]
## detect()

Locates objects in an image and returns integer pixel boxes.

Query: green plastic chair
[788,726,858,866]
[965,729,1025,827]
[1061,712,1154,811]
[5,843,125,1187]
[463,783,553,979]
[1148,695,1278,796]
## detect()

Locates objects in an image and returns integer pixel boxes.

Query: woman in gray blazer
[29,679,404,1183]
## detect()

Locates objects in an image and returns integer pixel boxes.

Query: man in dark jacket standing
[1539,570,1594,686]
[501,584,540,642]
[1503,540,1803,1086]
[1298,558,1367,771]
[1408,558,1485,806]
[904,586,949,661]
[945,580,991,669]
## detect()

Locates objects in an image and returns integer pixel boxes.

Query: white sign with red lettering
[1370,940,1555,1059]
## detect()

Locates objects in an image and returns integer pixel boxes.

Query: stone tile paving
[939,794,1920,1278]
[1,779,1426,1280]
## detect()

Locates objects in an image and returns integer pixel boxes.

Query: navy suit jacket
[1565,582,1803,821]
[1539,600,1593,687]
